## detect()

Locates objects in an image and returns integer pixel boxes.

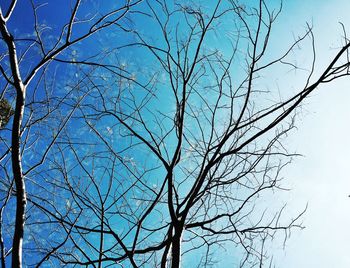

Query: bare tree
[0,0,142,267]
[1,0,350,267]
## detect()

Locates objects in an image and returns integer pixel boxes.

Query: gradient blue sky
[2,0,350,267]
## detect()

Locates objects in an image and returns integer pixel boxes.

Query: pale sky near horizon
[271,1,350,267]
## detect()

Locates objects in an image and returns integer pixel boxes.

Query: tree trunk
[171,226,183,268]
[0,13,27,268]
[11,89,26,268]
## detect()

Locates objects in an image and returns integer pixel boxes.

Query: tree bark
[0,14,27,268]
[11,89,26,268]
[171,225,183,268]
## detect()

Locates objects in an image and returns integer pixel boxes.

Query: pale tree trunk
[170,225,183,268]
[0,13,27,268]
